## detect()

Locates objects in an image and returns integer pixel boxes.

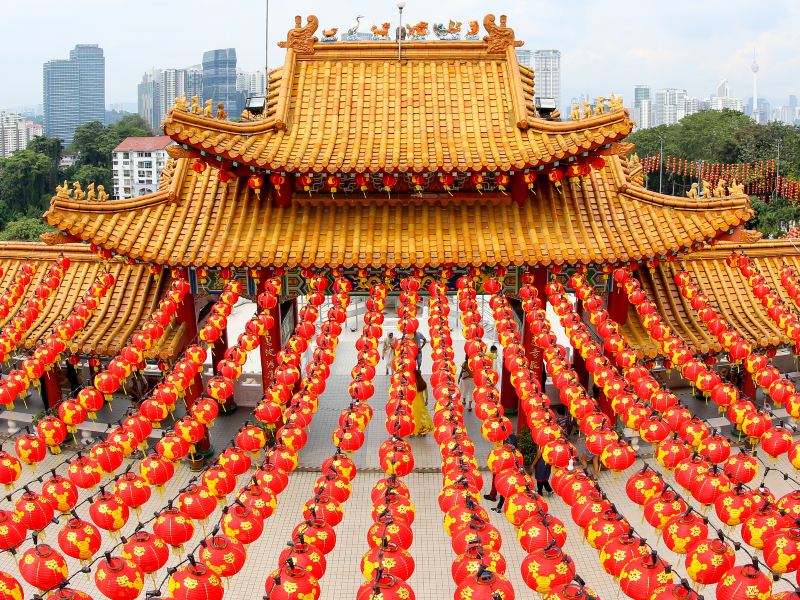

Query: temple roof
[45,155,752,269]
[0,243,186,359]
[162,26,634,174]
[621,240,799,359]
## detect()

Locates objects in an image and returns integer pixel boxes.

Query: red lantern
[356,573,416,600]
[199,534,247,578]
[58,518,101,562]
[221,504,264,545]
[15,433,46,466]
[521,545,575,594]
[685,538,735,584]
[360,541,415,581]
[264,564,320,600]
[89,491,129,533]
[0,510,25,552]
[620,553,674,600]
[18,544,68,591]
[121,531,169,574]
[94,556,144,600]
[662,512,708,554]
[716,564,772,600]
[140,453,174,488]
[0,572,22,600]
[154,507,195,552]
[455,570,515,600]
[168,561,224,600]
[114,472,151,512]
[15,491,54,531]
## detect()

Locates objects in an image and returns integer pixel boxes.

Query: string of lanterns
[426,278,516,600]
[356,280,419,600]
[3,272,115,465]
[0,256,70,410]
[669,263,800,465]
[641,156,800,201]
[614,269,800,472]
[13,280,244,597]
[485,278,621,597]
[0,261,41,363]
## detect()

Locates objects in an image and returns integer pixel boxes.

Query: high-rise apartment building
[533,50,561,109]
[0,112,42,158]
[112,136,174,199]
[653,88,687,126]
[236,70,266,98]
[138,67,203,131]
[515,49,532,68]
[43,44,105,144]
[203,49,243,118]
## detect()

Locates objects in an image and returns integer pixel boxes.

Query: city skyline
[0,0,798,114]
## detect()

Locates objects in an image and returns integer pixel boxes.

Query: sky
[2,0,799,112]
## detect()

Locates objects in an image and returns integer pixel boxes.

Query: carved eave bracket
[278,15,320,55]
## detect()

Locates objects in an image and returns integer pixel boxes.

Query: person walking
[411,369,433,436]
[413,330,427,370]
[532,445,553,496]
[458,358,475,411]
[381,332,396,375]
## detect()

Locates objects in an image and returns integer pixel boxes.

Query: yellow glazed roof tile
[622,240,799,359]
[45,155,752,269]
[0,243,185,359]
[162,38,634,174]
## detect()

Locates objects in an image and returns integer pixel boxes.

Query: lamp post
[397,1,406,60]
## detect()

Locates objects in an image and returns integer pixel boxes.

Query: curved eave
[45,157,752,270]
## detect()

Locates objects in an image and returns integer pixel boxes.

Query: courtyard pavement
[0,299,798,598]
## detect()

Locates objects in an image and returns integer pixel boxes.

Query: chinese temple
[0,13,798,600]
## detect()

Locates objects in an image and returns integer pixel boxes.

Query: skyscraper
[236,70,267,98]
[43,44,105,144]
[515,49,532,68]
[203,49,243,118]
[534,50,561,110]
[138,67,204,132]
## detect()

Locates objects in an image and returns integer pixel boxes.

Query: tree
[0,150,54,217]
[72,164,113,192]
[112,114,153,138]
[0,216,54,242]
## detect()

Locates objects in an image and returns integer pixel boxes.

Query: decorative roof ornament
[344,15,364,40]
[483,14,523,53]
[433,21,462,40]
[321,27,338,42]
[466,21,479,40]
[371,23,391,40]
[278,15,319,55]
[406,22,429,39]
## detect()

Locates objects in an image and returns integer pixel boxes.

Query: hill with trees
[0,115,152,241]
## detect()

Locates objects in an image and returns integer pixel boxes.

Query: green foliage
[0,150,55,218]
[0,216,54,242]
[72,164,113,192]
[70,115,154,186]
[748,196,800,239]
[516,427,536,467]
[629,110,800,236]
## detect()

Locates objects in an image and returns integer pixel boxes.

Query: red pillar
[176,291,202,407]
[597,279,630,422]
[742,369,756,401]
[213,328,237,414]
[41,368,62,409]
[572,302,590,390]
[519,267,548,434]
[257,270,282,392]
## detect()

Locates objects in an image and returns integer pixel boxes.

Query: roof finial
[483,14,523,53]
[278,15,319,55]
